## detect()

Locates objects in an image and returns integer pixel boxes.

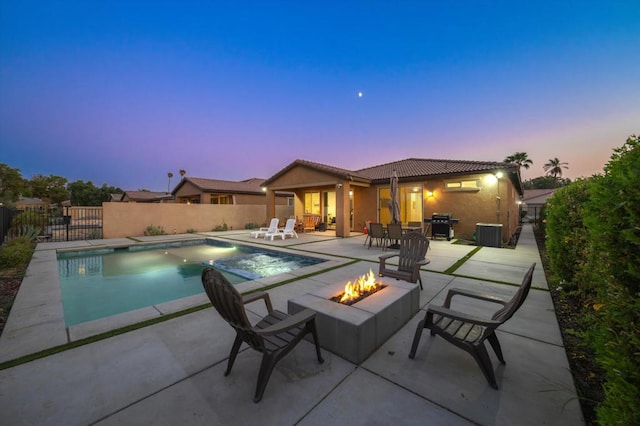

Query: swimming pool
[57,239,325,326]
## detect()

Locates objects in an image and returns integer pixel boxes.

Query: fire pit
[329,269,387,306]
[288,269,420,364]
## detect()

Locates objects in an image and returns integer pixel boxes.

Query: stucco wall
[103,202,292,238]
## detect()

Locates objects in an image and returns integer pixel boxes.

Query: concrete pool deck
[0,224,585,425]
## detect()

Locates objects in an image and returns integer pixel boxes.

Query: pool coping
[0,234,349,363]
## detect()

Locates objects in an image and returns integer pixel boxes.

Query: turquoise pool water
[57,239,324,326]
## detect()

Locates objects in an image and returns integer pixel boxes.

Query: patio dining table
[383,225,422,249]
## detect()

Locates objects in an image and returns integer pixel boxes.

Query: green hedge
[545,135,640,424]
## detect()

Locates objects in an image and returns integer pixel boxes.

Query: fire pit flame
[336,268,385,304]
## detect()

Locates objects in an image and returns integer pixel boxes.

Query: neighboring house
[262,158,524,243]
[522,189,556,222]
[15,197,47,211]
[171,177,293,206]
[119,191,174,203]
[109,193,124,202]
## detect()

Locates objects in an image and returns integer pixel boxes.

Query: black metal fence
[1,206,103,243]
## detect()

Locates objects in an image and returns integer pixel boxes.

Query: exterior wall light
[427,191,434,197]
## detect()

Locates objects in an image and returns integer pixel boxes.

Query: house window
[304,192,320,214]
[444,179,480,191]
[210,195,233,204]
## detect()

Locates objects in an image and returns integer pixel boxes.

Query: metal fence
[1,206,103,243]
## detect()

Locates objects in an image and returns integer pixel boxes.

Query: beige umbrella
[389,170,400,224]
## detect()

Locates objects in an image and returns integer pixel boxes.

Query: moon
[358,92,363,98]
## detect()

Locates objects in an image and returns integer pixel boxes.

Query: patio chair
[250,218,279,238]
[378,232,430,289]
[201,268,324,402]
[383,223,404,250]
[408,263,536,389]
[302,214,321,232]
[267,218,298,240]
[367,222,386,249]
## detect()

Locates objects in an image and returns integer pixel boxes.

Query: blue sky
[1,1,638,191]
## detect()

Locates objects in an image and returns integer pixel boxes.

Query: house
[522,189,556,222]
[262,158,524,244]
[171,177,293,206]
[15,197,48,211]
[119,191,174,203]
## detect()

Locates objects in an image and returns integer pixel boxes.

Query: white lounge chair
[278,218,298,240]
[250,218,279,238]
[265,218,298,241]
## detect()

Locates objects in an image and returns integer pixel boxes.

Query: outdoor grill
[428,213,459,241]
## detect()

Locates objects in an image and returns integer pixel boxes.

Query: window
[304,192,320,214]
[444,179,480,192]
[210,195,233,204]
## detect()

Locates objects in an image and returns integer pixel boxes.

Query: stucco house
[172,177,293,206]
[522,189,556,222]
[262,158,524,244]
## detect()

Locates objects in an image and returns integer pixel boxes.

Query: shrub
[546,135,640,424]
[11,210,48,229]
[7,224,42,242]
[186,228,197,233]
[582,135,640,424]
[0,237,35,269]
[143,225,166,236]
[544,179,592,288]
[212,223,228,232]
[244,222,260,229]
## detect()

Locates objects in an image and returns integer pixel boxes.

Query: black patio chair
[379,231,430,289]
[408,263,536,389]
[201,268,324,402]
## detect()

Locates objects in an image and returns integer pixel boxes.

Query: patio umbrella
[388,170,400,224]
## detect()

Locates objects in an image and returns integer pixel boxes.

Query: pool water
[57,239,324,326]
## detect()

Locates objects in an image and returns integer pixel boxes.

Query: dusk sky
[1,1,638,191]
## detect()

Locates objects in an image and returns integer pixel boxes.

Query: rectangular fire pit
[287,275,420,364]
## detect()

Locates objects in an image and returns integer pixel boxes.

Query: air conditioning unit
[476,223,503,248]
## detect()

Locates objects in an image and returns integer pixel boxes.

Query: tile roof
[263,157,523,194]
[182,177,267,194]
[177,177,293,196]
[123,191,173,201]
[356,158,518,182]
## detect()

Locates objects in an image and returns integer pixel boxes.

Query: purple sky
[1,1,638,191]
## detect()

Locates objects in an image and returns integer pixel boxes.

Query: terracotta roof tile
[356,158,518,182]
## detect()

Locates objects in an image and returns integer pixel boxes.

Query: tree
[29,174,69,205]
[0,163,28,203]
[167,172,174,193]
[543,158,569,184]
[504,152,533,170]
[523,176,571,189]
[68,180,123,206]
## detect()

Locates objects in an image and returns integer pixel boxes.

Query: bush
[7,224,42,242]
[545,135,640,424]
[11,210,48,229]
[582,135,640,425]
[186,228,197,233]
[212,223,228,232]
[544,179,592,288]
[143,225,166,236]
[0,237,35,269]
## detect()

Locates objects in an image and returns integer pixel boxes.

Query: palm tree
[167,172,174,193]
[543,158,569,185]
[504,152,533,170]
